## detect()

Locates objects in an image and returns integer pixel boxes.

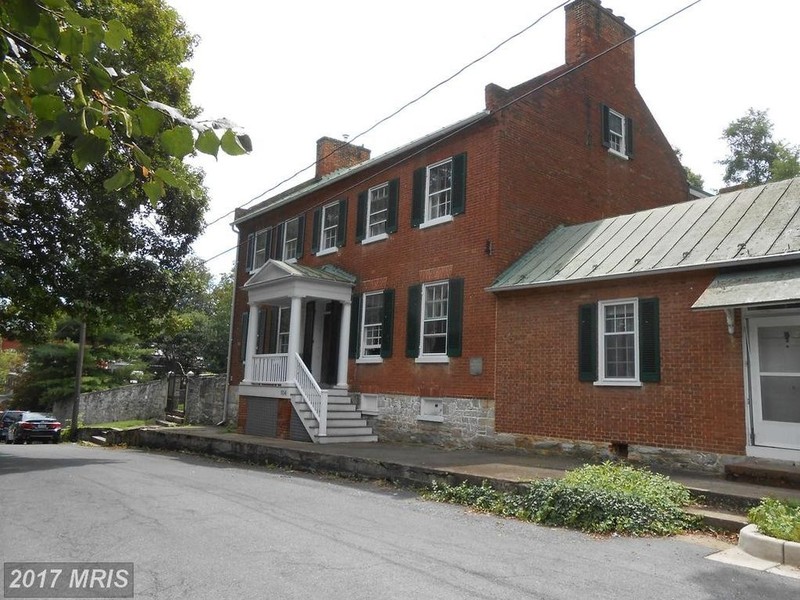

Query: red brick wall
[494,271,747,455]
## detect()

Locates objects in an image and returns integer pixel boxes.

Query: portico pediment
[244,260,355,305]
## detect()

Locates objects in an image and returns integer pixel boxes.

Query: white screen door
[748,316,800,450]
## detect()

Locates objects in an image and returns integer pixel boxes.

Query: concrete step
[725,461,800,490]
[155,419,178,427]
[685,506,748,533]
[317,433,378,444]
[89,435,108,446]
[165,414,185,424]
[323,426,375,436]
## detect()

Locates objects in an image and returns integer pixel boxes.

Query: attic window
[602,104,633,159]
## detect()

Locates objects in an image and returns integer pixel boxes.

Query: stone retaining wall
[53,379,167,425]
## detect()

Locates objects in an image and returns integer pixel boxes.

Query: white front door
[748,315,800,450]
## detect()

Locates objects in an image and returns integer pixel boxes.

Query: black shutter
[625,117,634,158]
[245,233,255,272]
[256,307,267,354]
[405,284,421,357]
[601,104,611,149]
[271,222,284,260]
[349,295,361,359]
[446,278,464,357]
[311,207,321,254]
[296,215,305,259]
[267,306,279,354]
[336,197,347,247]
[578,303,598,381]
[639,298,660,382]
[356,191,367,242]
[240,312,249,363]
[411,167,425,227]
[381,288,395,358]
[387,178,399,234]
[451,153,467,216]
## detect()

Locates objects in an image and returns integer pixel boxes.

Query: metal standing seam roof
[243,260,356,289]
[490,177,800,291]
[233,111,490,226]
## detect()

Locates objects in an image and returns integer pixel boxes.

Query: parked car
[0,410,25,441]
[5,412,62,444]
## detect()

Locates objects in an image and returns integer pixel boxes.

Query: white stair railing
[293,353,328,437]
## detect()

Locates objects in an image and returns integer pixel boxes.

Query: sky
[164,0,800,277]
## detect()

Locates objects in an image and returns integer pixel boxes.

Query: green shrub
[748,498,800,543]
[426,462,697,536]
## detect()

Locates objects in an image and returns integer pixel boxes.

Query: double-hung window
[578,298,659,385]
[602,104,633,158]
[357,180,398,244]
[349,290,395,362]
[312,198,347,255]
[411,153,466,228]
[246,227,272,273]
[367,184,389,239]
[282,217,301,261]
[405,278,464,362]
[276,306,290,354]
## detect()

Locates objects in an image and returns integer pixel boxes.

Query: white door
[748,316,800,450]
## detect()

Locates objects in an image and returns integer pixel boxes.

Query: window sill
[415,355,449,364]
[416,415,444,423]
[607,148,630,160]
[361,233,389,245]
[419,215,454,230]
[284,257,297,264]
[593,380,642,387]
[316,247,337,257]
[356,356,383,364]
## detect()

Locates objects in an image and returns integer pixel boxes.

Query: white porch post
[244,303,259,382]
[335,300,351,388]
[286,296,303,383]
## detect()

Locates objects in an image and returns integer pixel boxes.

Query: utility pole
[70,320,86,442]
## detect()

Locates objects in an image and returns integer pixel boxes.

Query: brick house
[491,178,800,468]
[228,0,689,446]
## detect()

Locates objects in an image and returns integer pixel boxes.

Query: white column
[286,296,303,383]
[243,303,259,382]
[336,300,351,388]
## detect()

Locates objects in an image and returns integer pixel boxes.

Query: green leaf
[33,119,59,139]
[58,26,84,57]
[2,94,28,118]
[91,126,112,140]
[6,0,40,28]
[105,19,130,51]
[30,66,71,93]
[220,129,248,156]
[87,65,113,91]
[72,132,111,169]
[62,9,88,29]
[130,143,152,168]
[155,167,187,190]
[143,180,164,206]
[32,12,61,47]
[41,0,69,7]
[160,126,194,159]
[114,107,133,138]
[31,94,66,121]
[103,167,135,192]
[237,134,253,153]
[195,129,220,158]
[47,134,63,156]
[135,105,164,137]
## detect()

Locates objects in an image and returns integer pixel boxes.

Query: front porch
[239,260,376,443]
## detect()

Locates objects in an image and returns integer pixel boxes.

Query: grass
[425,461,699,537]
[84,419,150,429]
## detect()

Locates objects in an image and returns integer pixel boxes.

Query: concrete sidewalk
[127,426,800,516]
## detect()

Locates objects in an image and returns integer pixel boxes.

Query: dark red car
[5,412,62,444]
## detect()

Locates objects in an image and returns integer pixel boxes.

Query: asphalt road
[1,443,797,599]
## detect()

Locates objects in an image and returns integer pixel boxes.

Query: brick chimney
[565,0,635,78]
[315,137,371,179]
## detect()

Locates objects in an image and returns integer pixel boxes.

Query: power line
[201,0,571,231]
[201,0,704,268]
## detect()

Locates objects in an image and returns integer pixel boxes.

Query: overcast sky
[164,0,800,276]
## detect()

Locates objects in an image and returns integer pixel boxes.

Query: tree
[0,0,250,199]
[0,0,229,341]
[719,108,800,185]
[674,147,705,190]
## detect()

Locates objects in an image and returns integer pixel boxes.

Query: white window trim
[249,227,271,273]
[418,280,449,361]
[359,290,384,362]
[606,108,628,159]
[319,201,339,253]
[596,298,640,386]
[282,217,300,261]
[423,157,454,225]
[417,397,444,422]
[364,183,389,243]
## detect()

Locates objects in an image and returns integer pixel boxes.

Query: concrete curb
[739,524,800,567]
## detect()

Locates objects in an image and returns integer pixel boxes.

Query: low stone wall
[184,375,227,425]
[53,379,167,426]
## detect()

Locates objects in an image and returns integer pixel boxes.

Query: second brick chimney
[565,0,635,79]
[315,137,371,179]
